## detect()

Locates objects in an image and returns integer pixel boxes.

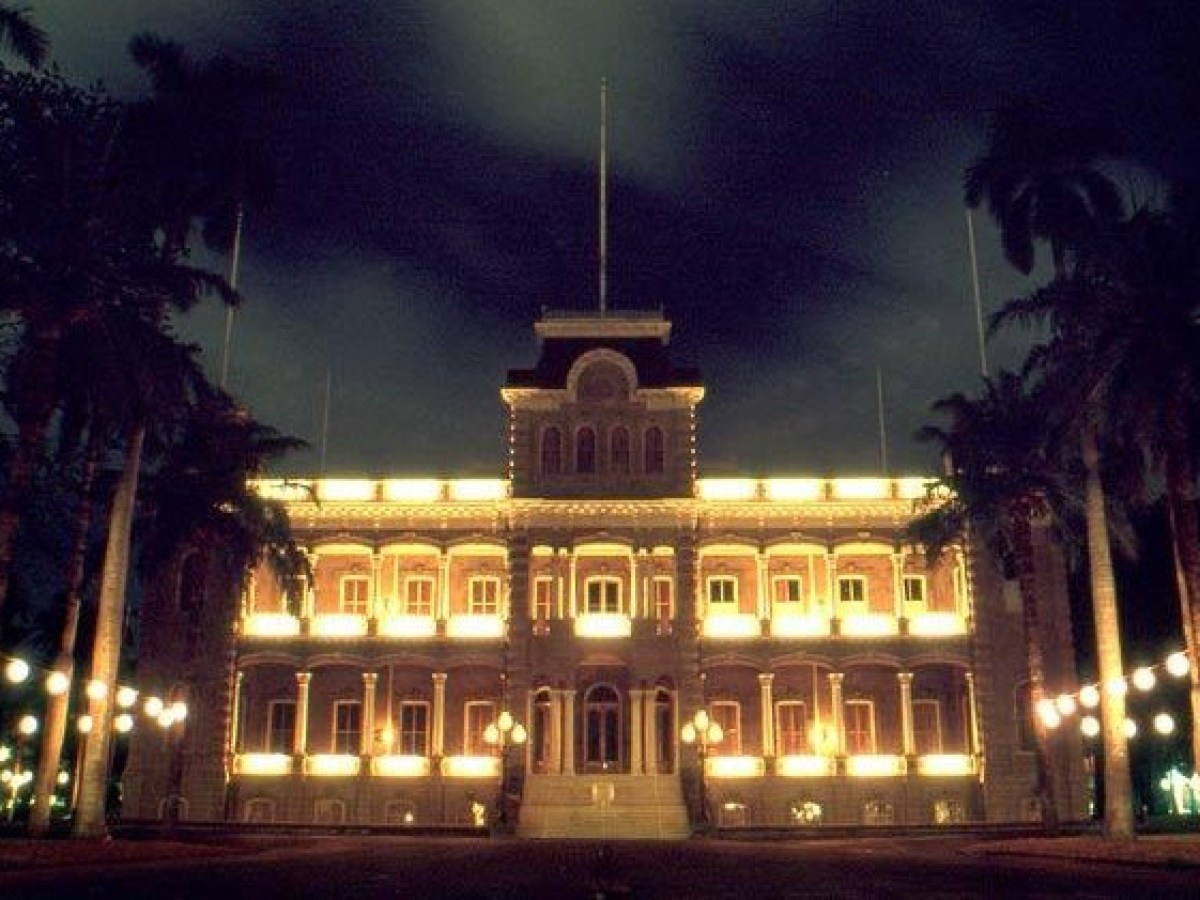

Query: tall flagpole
[219,203,246,390]
[599,78,609,315]
[319,366,332,478]
[876,365,889,475]
[966,208,989,378]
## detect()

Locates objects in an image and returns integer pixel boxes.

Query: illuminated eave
[442,755,501,778]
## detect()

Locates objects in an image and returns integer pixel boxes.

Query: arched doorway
[583,684,621,772]
[653,688,675,773]
[531,688,555,773]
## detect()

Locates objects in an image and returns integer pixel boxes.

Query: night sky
[25,2,1200,478]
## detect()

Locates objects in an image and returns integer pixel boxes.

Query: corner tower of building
[502,309,704,499]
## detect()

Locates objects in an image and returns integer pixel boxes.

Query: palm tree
[0,4,48,68]
[911,371,1074,833]
[967,102,1135,838]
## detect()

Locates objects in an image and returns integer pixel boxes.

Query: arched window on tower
[644,426,664,474]
[576,426,597,474]
[541,426,562,475]
[610,426,630,474]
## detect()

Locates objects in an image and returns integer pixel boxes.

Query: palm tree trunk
[72,423,145,838]
[1010,514,1060,834]
[27,436,103,836]
[1081,419,1134,839]
[1163,419,1200,774]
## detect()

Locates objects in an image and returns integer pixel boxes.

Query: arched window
[644,426,664,474]
[541,426,562,475]
[576,426,597,474]
[610,426,630,474]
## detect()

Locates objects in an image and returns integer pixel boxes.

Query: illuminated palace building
[124,310,1086,836]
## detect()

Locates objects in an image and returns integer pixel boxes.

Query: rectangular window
[468,577,500,615]
[267,700,296,754]
[707,577,737,607]
[397,701,430,756]
[844,699,876,755]
[903,575,927,605]
[709,701,741,755]
[776,701,808,755]
[653,578,673,620]
[333,700,362,754]
[533,577,554,621]
[464,701,496,755]
[340,575,370,615]
[401,577,435,616]
[912,699,942,755]
[773,577,803,605]
[584,577,621,614]
[837,576,867,605]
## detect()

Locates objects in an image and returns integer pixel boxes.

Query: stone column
[568,552,578,618]
[229,670,245,756]
[370,553,383,621]
[550,690,564,774]
[437,552,451,624]
[630,689,645,774]
[828,672,844,757]
[630,551,641,618]
[294,671,312,757]
[965,671,981,757]
[562,689,576,775]
[755,552,769,622]
[432,672,447,757]
[758,673,775,759]
[300,550,316,620]
[898,672,915,757]
[362,672,378,757]
[825,551,837,628]
[892,551,905,620]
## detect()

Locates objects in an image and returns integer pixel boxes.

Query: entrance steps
[518,773,691,839]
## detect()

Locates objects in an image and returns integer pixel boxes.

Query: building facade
[123,310,1088,836]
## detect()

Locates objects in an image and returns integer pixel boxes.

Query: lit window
[863,798,894,825]
[653,578,673,621]
[837,576,867,605]
[333,701,362,754]
[340,575,370,615]
[903,576,926,604]
[913,699,942,755]
[611,426,631,474]
[776,701,808,755]
[933,799,965,824]
[402,577,435,616]
[397,701,429,756]
[585,577,621,614]
[468,577,500,615]
[541,427,562,475]
[707,577,737,607]
[644,426,664,474]
[844,700,876,755]
[789,800,823,825]
[576,427,597,474]
[710,701,741,755]
[464,701,496,755]
[267,700,296,754]
[533,577,554,622]
[773,577,803,606]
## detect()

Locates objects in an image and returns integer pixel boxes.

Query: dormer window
[577,426,597,473]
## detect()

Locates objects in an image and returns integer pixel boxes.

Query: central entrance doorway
[583,684,621,771]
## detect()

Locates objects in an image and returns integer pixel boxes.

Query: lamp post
[1,714,38,822]
[680,709,722,830]
[484,710,526,830]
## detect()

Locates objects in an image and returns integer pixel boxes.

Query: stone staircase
[517,773,692,839]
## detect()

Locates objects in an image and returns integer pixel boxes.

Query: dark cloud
[26,1,1200,475]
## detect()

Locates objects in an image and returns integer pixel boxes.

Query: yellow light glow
[1054,694,1077,716]
[1105,678,1129,697]
[381,479,442,502]
[915,754,975,776]
[377,615,437,639]
[17,714,37,736]
[1131,667,1156,692]
[1154,713,1175,735]
[907,613,967,636]
[235,753,293,776]
[305,754,361,777]
[114,714,134,734]
[446,615,505,639]
[1079,685,1101,708]
[1165,652,1190,677]
[1080,715,1100,737]
[770,614,831,638]
[830,478,890,500]
[116,686,139,709]
[705,756,765,778]
[85,680,107,701]
[839,614,899,637]
[763,479,824,502]
[170,701,188,722]
[448,479,508,502]
[4,659,30,683]
[242,613,301,637]
[696,479,757,501]
[310,614,369,638]
[441,755,501,778]
[894,478,933,500]
[1122,718,1137,738]
[371,755,431,777]
[775,755,835,777]
[144,696,164,718]
[845,755,906,777]
[45,671,70,696]
[701,613,760,639]
[573,614,632,639]
[76,714,94,734]
[251,479,314,502]
[317,479,376,502]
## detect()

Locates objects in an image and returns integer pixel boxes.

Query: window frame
[837,575,867,605]
[397,700,430,756]
[332,699,363,755]
[912,698,943,755]
[709,700,742,755]
[339,574,370,615]
[707,576,738,609]
[775,700,809,756]
[267,699,296,754]
[402,576,435,617]
[464,700,496,756]
[653,577,673,620]
[843,699,876,755]
[468,576,500,616]
[541,426,563,475]
[903,575,927,605]
[576,426,597,474]
[533,576,554,622]
[584,576,622,615]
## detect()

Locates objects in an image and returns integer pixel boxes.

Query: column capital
[362,671,379,686]
[296,671,312,686]
[897,671,914,686]
[432,672,448,686]
[757,672,775,686]
[827,671,844,686]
